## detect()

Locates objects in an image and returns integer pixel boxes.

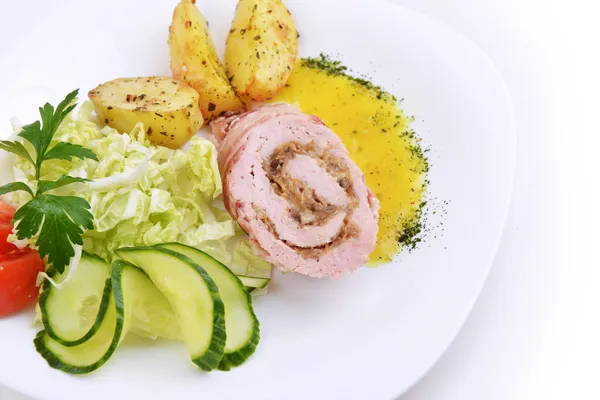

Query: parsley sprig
[0,90,98,274]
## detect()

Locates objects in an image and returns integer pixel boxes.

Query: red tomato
[0,201,17,254]
[0,249,45,317]
[0,201,15,224]
[0,222,17,254]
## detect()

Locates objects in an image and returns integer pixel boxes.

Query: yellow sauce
[271,59,428,264]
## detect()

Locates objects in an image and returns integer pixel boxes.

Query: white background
[1,0,598,399]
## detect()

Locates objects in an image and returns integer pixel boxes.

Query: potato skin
[169,0,245,120]
[225,0,298,102]
[88,77,204,149]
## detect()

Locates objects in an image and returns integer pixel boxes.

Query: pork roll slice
[211,104,380,278]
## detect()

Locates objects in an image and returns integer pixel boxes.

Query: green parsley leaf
[0,182,34,198]
[17,120,44,166]
[43,142,98,163]
[13,195,94,274]
[0,140,35,167]
[18,89,80,179]
[0,90,98,274]
[37,176,90,196]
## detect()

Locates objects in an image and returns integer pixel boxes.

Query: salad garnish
[0,90,97,274]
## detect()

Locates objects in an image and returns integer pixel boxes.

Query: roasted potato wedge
[169,0,245,120]
[88,76,203,149]
[225,0,298,102]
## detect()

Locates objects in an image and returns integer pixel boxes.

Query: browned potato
[225,0,298,102]
[169,0,245,120]
[88,77,203,149]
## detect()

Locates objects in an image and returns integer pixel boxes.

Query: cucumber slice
[158,243,260,370]
[34,261,126,374]
[238,276,270,289]
[34,261,178,374]
[39,252,111,346]
[250,286,269,296]
[115,246,226,371]
[34,294,119,374]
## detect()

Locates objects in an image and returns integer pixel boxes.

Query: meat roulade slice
[211,104,380,278]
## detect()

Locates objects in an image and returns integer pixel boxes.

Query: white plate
[0,0,516,399]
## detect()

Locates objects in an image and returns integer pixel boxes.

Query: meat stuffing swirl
[211,104,380,278]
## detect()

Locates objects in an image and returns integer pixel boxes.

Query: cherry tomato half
[0,248,45,317]
[0,222,17,254]
[0,201,15,224]
[0,201,17,254]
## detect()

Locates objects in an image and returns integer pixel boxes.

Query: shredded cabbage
[0,152,16,205]
[0,129,19,205]
[9,102,271,280]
